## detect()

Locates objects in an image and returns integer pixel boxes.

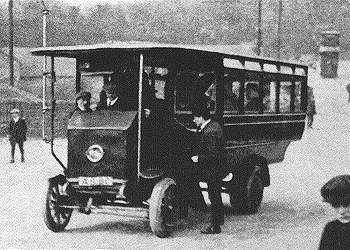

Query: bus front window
[80,73,112,110]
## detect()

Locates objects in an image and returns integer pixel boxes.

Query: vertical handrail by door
[137,53,144,183]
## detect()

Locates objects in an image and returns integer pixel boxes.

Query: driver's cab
[68,56,172,183]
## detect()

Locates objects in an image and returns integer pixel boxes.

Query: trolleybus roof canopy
[31,41,307,70]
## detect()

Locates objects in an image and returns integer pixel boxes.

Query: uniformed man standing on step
[191,105,226,234]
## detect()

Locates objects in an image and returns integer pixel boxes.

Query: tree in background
[0,0,349,59]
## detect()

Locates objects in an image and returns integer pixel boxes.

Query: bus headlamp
[85,145,104,163]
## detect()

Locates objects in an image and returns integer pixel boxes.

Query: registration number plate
[78,176,113,186]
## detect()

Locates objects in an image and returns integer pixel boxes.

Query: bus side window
[224,80,239,112]
[175,71,216,112]
[175,72,194,111]
[152,67,168,100]
[263,81,276,113]
[204,82,216,111]
[280,81,292,113]
[294,81,302,112]
[245,82,259,112]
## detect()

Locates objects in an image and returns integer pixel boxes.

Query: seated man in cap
[8,108,27,163]
[96,82,126,111]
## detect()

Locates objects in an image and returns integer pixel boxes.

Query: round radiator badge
[85,144,104,163]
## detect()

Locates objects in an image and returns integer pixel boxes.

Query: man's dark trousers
[197,120,226,227]
[206,177,224,226]
[10,140,24,159]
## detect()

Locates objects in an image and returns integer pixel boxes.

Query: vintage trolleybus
[32,42,308,237]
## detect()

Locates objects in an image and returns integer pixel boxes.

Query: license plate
[78,176,113,186]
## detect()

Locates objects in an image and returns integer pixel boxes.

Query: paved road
[0,64,349,249]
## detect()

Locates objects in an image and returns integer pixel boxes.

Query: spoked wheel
[230,165,264,214]
[149,178,178,238]
[44,180,73,232]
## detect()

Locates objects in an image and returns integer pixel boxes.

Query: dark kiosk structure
[320,31,340,78]
[32,42,308,237]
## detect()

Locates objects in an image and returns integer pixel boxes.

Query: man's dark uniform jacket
[196,120,227,227]
[96,96,125,111]
[197,120,226,179]
[8,118,27,142]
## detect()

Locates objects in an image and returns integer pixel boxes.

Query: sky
[0,0,146,7]
[58,0,144,6]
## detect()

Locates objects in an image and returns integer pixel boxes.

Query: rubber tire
[230,165,264,214]
[44,180,73,232]
[149,178,177,238]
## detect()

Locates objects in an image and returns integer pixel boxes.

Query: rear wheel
[230,165,264,214]
[149,178,178,238]
[44,180,73,232]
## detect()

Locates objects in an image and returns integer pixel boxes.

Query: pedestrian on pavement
[346,83,350,103]
[319,175,350,250]
[191,104,227,234]
[306,86,316,128]
[7,108,27,163]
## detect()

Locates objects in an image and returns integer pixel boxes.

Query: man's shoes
[10,159,14,163]
[200,225,221,234]
[21,156,25,163]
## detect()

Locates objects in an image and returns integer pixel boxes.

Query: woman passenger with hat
[8,108,27,163]
[75,91,92,113]
[69,91,92,119]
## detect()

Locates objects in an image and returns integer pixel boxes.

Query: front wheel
[149,178,178,238]
[230,165,264,214]
[44,179,73,232]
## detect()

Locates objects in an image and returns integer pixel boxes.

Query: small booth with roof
[319,31,340,78]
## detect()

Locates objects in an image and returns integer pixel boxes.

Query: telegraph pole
[277,0,282,60]
[256,0,262,56]
[8,0,14,87]
[38,0,50,140]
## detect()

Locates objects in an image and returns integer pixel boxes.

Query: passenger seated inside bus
[245,83,260,111]
[224,80,238,111]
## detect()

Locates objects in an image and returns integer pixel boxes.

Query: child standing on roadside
[8,108,27,163]
[319,175,350,250]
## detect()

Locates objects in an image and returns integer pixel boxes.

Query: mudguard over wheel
[149,178,177,238]
[230,165,264,214]
[44,178,73,232]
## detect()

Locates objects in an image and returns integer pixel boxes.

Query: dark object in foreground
[319,175,350,250]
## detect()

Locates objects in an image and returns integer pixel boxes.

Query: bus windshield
[80,72,111,110]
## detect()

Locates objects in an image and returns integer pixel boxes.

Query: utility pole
[8,0,14,87]
[277,0,282,60]
[38,0,50,141]
[256,0,262,56]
